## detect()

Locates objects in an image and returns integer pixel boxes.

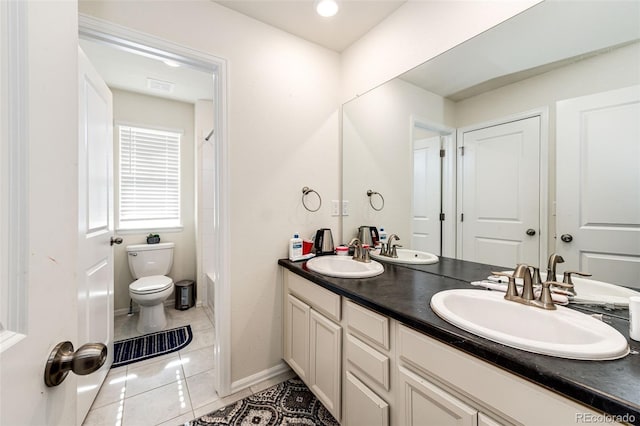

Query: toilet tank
[126,242,175,279]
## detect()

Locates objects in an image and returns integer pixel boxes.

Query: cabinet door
[285,294,310,381]
[309,309,342,421]
[399,366,477,426]
[345,371,389,426]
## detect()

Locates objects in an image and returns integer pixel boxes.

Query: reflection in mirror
[342,0,640,287]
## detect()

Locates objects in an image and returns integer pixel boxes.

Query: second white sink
[306,255,384,278]
[430,289,629,360]
[371,248,439,265]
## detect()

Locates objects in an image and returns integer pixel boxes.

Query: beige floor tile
[155,411,195,426]
[122,380,192,426]
[90,369,128,409]
[183,326,214,353]
[185,369,219,410]
[180,345,215,377]
[82,399,125,426]
[124,355,183,398]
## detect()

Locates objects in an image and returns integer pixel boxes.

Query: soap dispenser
[289,233,303,260]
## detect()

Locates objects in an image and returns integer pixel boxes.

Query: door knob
[526,228,536,236]
[110,236,123,246]
[560,234,573,243]
[44,341,107,387]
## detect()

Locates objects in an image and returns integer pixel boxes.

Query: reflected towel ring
[367,189,385,211]
[302,186,322,212]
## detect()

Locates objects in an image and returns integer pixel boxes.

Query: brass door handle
[44,341,107,387]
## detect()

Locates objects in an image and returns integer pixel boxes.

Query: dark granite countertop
[279,256,640,424]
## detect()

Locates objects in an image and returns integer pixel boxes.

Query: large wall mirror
[342,0,640,287]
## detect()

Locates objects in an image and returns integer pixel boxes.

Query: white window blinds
[118,125,181,229]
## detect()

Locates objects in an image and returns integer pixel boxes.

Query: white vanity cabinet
[343,300,393,426]
[282,268,620,426]
[283,271,342,421]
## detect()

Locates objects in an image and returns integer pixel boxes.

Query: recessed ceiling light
[162,59,180,68]
[315,0,339,17]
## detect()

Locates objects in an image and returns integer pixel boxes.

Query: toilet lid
[130,275,173,294]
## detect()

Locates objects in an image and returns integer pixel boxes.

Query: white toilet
[127,242,175,334]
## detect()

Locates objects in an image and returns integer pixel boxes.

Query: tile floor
[83,306,295,426]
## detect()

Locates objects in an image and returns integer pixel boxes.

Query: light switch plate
[342,200,349,216]
[331,200,340,216]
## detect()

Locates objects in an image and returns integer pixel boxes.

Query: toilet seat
[130,275,173,295]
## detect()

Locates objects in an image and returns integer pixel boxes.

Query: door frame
[455,107,549,267]
[78,15,233,397]
[409,115,456,258]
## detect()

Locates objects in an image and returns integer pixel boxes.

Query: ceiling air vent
[146,77,175,93]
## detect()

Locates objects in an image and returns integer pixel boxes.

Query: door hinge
[439,213,445,221]
[460,213,464,222]
[459,146,465,156]
[440,149,445,158]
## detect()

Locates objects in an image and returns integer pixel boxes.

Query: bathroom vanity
[279,257,640,426]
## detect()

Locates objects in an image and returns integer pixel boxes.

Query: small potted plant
[146,233,160,244]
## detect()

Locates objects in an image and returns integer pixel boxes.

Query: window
[118,125,181,230]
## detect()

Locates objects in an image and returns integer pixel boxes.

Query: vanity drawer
[287,271,341,322]
[345,300,389,350]
[346,333,390,391]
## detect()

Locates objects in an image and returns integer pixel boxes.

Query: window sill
[116,226,184,235]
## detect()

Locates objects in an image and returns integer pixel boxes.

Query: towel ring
[367,189,385,211]
[302,186,322,212]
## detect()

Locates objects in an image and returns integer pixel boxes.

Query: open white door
[77,47,115,423]
[1,2,86,424]
[459,116,541,268]
[556,86,640,288]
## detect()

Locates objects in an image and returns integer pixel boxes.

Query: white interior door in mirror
[556,85,640,288]
[459,117,540,268]
[412,136,441,254]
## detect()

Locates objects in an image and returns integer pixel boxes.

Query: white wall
[110,88,196,312]
[342,79,454,243]
[78,0,341,384]
[340,0,541,102]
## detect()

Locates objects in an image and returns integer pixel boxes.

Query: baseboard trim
[230,361,291,394]
[114,299,203,317]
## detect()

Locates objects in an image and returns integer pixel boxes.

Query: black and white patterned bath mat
[188,377,339,426]
[112,325,192,368]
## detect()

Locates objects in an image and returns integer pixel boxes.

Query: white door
[459,117,540,268]
[412,136,441,254]
[0,3,112,424]
[77,48,115,423]
[556,86,640,288]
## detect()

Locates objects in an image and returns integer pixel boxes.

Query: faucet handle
[562,271,592,285]
[491,271,520,300]
[390,244,402,258]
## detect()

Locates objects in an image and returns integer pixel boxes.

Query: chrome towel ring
[302,186,322,212]
[367,189,385,211]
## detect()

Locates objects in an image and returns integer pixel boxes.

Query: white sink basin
[306,256,384,278]
[430,289,629,360]
[370,248,439,265]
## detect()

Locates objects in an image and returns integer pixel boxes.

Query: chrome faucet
[495,263,574,310]
[513,264,535,301]
[348,237,370,263]
[546,253,564,282]
[385,234,401,258]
